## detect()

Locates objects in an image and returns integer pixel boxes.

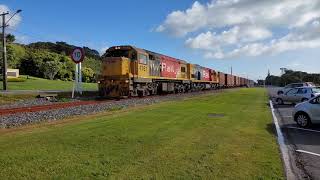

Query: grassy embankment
[0,88,284,179]
[0,75,97,91]
[0,94,37,105]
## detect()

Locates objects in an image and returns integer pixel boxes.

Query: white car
[277,82,315,95]
[293,95,320,127]
[276,87,320,105]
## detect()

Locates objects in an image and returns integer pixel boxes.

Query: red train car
[160,55,181,78]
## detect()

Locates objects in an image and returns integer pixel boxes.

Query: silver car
[293,95,320,127]
[277,82,315,95]
[276,87,320,105]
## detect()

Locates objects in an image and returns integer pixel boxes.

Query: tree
[7,44,26,68]
[6,34,15,43]
[265,75,281,86]
[40,60,61,80]
[0,33,15,43]
[56,56,74,81]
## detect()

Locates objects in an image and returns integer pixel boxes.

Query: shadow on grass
[266,123,278,137]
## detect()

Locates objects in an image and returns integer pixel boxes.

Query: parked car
[276,87,320,105]
[277,82,315,95]
[293,95,320,127]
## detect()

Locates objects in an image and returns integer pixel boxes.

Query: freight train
[98,45,254,98]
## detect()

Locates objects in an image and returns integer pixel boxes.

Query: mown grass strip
[0,75,97,91]
[0,88,284,179]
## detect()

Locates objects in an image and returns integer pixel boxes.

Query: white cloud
[204,22,320,59]
[99,46,109,55]
[157,0,320,59]
[156,1,207,36]
[15,34,30,44]
[0,5,22,29]
[186,25,272,50]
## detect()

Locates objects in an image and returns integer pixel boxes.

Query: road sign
[71,47,85,98]
[71,47,85,64]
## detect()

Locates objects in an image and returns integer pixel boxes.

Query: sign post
[71,47,85,98]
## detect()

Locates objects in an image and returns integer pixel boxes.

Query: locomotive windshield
[104,49,129,58]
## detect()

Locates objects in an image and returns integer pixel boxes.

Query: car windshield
[312,87,320,93]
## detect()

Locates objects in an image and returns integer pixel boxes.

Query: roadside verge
[269,100,296,179]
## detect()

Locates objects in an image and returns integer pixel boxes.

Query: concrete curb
[269,100,296,180]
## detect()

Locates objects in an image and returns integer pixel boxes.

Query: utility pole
[1,12,9,90]
[1,9,22,90]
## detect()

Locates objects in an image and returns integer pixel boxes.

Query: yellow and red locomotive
[98,45,252,98]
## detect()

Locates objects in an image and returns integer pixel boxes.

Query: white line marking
[287,126,320,133]
[269,100,295,179]
[296,150,320,157]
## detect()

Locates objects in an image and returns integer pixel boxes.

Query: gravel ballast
[0,90,226,128]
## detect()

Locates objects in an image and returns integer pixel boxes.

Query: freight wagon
[99,45,253,98]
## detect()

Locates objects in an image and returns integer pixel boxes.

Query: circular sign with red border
[71,47,85,63]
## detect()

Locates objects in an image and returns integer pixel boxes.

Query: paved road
[268,87,320,179]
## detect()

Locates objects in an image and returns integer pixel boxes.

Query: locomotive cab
[99,46,135,97]
[99,46,151,97]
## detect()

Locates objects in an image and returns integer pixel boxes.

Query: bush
[82,67,95,82]
[7,77,27,82]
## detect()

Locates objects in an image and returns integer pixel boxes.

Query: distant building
[7,69,19,78]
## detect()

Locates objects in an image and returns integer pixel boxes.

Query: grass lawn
[0,88,284,179]
[0,76,97,91]
[0,94,37,105]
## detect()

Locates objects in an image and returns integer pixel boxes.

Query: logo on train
[161,63,179,75]
[203,70,209,79]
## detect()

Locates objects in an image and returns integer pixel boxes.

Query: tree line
[265,70,320,86]
[0,34,102,83]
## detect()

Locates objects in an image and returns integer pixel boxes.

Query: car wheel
[301,98,308,102]
[295,113,311,128]
[277,91,283,95]
[276,98,283,105]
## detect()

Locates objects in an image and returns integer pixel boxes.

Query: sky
[1,0,320,80]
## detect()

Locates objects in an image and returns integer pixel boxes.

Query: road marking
[287,126,320,133]
[296,150,320,157]
[269,100,295,179]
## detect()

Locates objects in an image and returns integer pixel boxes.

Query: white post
[78,62,82,95]
[72,63,79,98]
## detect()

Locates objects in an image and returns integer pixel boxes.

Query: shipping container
[225,74,234,87]
[218,71,225,87]
[234,76,240,86]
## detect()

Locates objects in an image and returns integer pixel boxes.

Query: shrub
[7,77,27,82]
[82,67,95,82]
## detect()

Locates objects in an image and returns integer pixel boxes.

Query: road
[268,87,320,179]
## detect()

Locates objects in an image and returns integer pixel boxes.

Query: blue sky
[1,0,320,80]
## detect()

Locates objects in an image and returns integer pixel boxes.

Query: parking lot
[269,87,320,179]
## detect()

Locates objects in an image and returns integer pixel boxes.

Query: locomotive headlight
[97,81,101,84]
[125,80,129,83]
